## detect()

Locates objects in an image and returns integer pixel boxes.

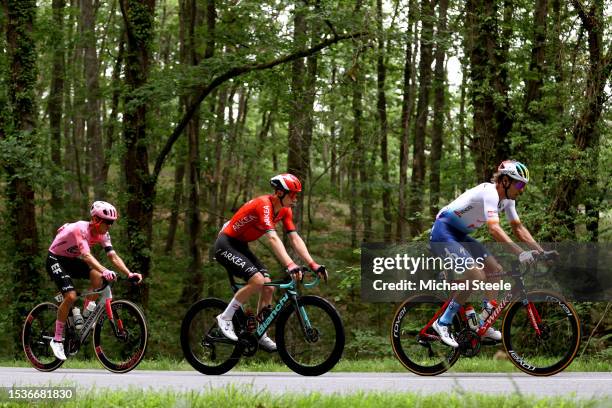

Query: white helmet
[90,201,118,221]
[498,160,530,183]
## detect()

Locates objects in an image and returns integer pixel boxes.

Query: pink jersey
[49,221,113,257]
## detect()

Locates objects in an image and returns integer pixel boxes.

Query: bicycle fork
[289,292,318,343]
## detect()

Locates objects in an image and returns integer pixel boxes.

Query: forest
[0,0,609,360]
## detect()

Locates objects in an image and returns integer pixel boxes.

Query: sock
[54,320,65,342]
[439,300,460,326]
[221,298,242,320]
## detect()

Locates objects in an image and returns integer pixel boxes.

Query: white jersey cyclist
[435,182,520,234]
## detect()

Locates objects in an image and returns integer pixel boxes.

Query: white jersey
[436,183,519,234]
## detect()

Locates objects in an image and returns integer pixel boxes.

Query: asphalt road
[1,368,611,398]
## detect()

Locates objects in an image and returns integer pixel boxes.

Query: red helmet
[270,173,302,193]
[90,201,118,221]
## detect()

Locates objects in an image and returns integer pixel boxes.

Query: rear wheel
[390,295,461,376]
[93,300,148,373]
[502,290,580,376]
[275,296,344,376]
[22,302,65,372]
[180,298,243,375]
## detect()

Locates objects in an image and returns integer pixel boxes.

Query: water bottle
[479,299,498,325]
[72,307,84,330]
[83,301,96,318]
[465,305,479,331]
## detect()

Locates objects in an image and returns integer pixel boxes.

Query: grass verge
[1,386,609,408]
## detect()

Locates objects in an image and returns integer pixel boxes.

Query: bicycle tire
[93,300,148,373]
[390,294,461,376]
[180,298,243,375]
[22,302,65,372]
[502,290,580,376]
[275,295,344,376]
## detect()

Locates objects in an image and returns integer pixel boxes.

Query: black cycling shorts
[46,252,91,293]
[214,233,269,281]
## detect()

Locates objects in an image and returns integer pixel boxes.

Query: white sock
[221,298,242,320]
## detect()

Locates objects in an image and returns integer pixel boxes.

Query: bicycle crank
[456,328,481,357]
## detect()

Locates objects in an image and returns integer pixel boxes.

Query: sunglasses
[101,219,114,226]
[514,181,526,191]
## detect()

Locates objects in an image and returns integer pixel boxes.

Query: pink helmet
[270,173,302,193]
[90,201,118,221]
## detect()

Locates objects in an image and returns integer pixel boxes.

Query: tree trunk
[408,0,435,236]
[2,0,41,355]
[49,0,66,211]
[549,0,610,240]
[165,156,185,255]
[429,0,448,219]
[82,0,104,198]
[101,32,124,188]
[397,0,417,242]
[376,0,392,242]
[119,0,156,306]
[465,0,512,182]
[287,3,308,230]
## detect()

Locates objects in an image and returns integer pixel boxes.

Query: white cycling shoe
[482,327,502,341]
[258,334,277,352]
[216,315,238,342]
[432,319,459,348]
[50,339,67,361]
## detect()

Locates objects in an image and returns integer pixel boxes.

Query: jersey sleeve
[282,208,297,233]
[483,187,500,224]
[255,202,275,232]
[503,200,520,223]
[101,233,115,253]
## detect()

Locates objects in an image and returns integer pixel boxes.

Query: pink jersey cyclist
[49,221,114,258]
[45,201,142,362]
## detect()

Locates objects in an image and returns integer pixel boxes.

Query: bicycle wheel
[22,302,65,372]
[390,294,461,376]
[275,295,344,376]
[180,298,243,375]
[93,300,148,373]
[502,290,580,376]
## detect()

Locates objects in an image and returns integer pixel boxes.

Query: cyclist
[214,173,327,352]
[46,201,142,360]
[429,160,544,347]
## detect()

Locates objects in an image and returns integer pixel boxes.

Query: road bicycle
[22,276,148,373]
[390,252,580,376]
[181,267,345,376]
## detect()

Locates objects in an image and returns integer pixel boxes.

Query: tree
[1,0,41,352]
[408,0,435,236]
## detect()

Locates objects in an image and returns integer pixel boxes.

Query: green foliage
[3,386,607,408]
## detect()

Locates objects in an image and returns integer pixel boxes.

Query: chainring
[238,332,258,357]
[456,328,481,357]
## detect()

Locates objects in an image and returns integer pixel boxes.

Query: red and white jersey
[221,195,296,242]
[49,221,113,257]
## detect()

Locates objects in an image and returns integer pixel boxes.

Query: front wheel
[390,294,461,376]
[502,290,580,376]
[275,295,345,376]
[93,300,148,373]
[22,302,65,372]
[180,298,243,375]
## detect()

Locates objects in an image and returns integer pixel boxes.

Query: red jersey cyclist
[214,173,327,352]
[429,160,545,347]
[46,201,142,360]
